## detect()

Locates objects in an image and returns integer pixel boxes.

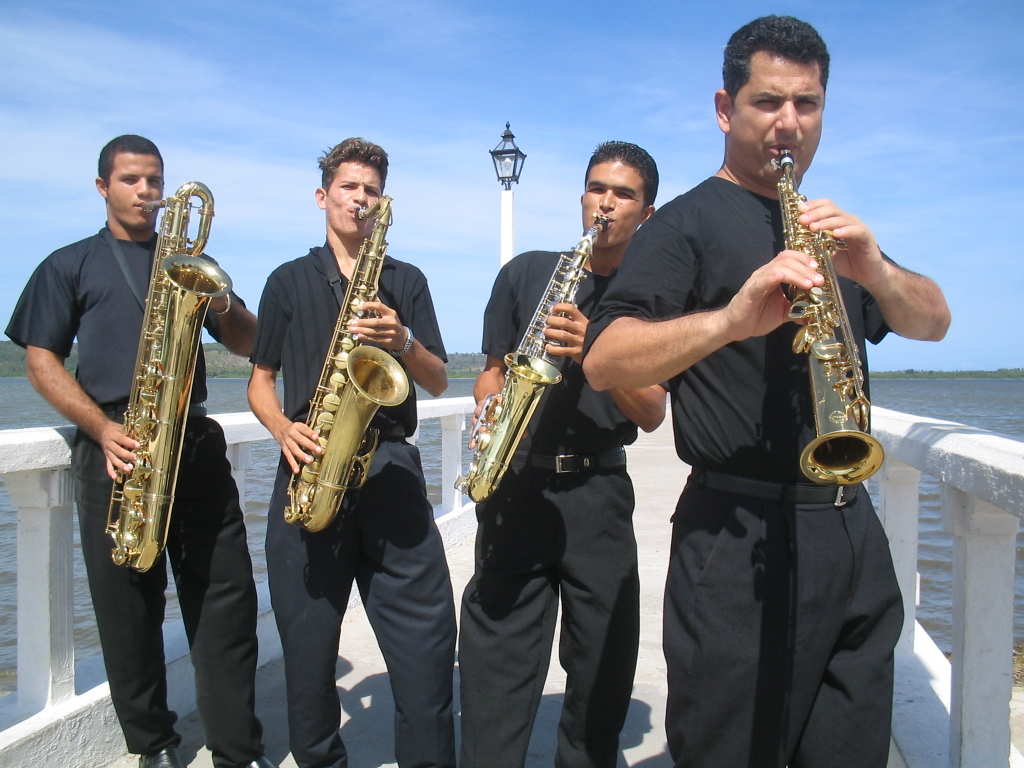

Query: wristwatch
[396,326,414,357]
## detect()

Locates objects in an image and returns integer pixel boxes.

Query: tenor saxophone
[774,150,884,485]
[286,196,410,531]
[456,215,609,503]
[107,182,231,571]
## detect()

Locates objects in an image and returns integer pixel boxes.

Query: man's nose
[598,191,615,211]
[776,101,799,134]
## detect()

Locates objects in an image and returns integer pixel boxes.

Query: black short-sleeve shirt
[483,250,640,455]
[250,244,447,437]
[586,177,890,482]
[5,227,225,406]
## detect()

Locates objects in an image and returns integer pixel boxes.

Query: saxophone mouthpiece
[593,214,610,232]
[772,150,795,171]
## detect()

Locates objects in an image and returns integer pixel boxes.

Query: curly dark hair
[723,16,830,99]
[98,135,163,183]
[585,141,659,207]
[318,137,389,190]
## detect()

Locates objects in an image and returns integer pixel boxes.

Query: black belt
[688,467,858,507]
[528,448,626,474]
[375,424,408,442]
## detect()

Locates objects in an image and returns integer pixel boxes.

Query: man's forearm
[607,385,667,433]
[863,265,950,342]
[26,346,112,441]
[585,311,729,391]
[402,342,448,398]
[214,298,258,357]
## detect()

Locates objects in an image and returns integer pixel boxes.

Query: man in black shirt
[459,142,667,768]
[5,135,273,768]
[584,17,950,768]
[247,138,456,768]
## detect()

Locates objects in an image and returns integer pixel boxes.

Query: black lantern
[490,122,526,190]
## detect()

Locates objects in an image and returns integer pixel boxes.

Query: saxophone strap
[318,245,348,307]
[102,228,147,310]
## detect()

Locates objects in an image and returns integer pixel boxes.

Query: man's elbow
[582,354,612,392]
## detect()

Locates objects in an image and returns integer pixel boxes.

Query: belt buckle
[555,455,574,473]
[834,486,848,508]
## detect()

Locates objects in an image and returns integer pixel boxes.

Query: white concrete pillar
[225,442,251,512]
[943,483,1018,768]
[500,188,515,267]
[440,412,466,515]
[6,468,76,713]
[877,459,922,655]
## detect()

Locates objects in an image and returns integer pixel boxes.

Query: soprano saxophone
[286,196,410,531]
[107,182,231,571]
[774,150,884,485]
[456,215,609,503]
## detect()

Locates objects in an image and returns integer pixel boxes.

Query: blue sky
[1,0,1021,371]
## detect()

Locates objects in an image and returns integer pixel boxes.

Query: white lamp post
[490,122,526,267]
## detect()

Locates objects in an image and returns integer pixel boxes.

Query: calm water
[0,376,1022,693]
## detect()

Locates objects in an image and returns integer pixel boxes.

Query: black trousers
[663,481,903,768]
[266,439,457,768]
[73,417,263,767]
[459,467,640,768]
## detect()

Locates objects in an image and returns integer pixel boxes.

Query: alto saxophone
[286,196,410,531]
[457,215,609,503]
[107,182,231,571]
[774,150,884,485]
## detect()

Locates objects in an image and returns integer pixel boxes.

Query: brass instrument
[774,150,884,485]
[457,215,609,503]
[286,196,410,531]
[107,182,230,571]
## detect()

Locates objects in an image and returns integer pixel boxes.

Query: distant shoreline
[0,341,1020,380]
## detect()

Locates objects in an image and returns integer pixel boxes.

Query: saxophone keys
[323,392,342,412]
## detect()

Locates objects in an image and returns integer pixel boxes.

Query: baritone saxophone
[456,215,609,503]
[107,182,231,571]
[774,150,884,485]
[286,196,410,531]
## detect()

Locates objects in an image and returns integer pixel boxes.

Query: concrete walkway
[103,423,683,768]
[104,422,1024,768]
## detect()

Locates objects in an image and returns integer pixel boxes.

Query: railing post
[877,459,922,655]
[942,484,1018,768]
[5,467,76,713]
[225,442,251,513]
[440,411,466,515]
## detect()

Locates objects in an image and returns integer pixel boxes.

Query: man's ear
[315,187,327,210]
[640,204,655,224]
[95,176,109,200]
[714,89,733,135]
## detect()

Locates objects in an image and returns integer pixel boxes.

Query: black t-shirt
[586,177,890,482]
[5,227,226,406]
[250,244,447,437]
[483,250,640,455]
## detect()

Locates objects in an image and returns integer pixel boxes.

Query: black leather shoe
[139,747,185,768]
[241,758,277,768]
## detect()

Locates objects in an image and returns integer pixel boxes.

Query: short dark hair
[585,141,659,207]
[318,137,389,190]
[723,15,830,99]
[98,135,163,183]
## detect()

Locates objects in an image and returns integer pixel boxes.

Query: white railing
[0,397,476,768]
[2,403,1023,767]
[872,407,1024,768]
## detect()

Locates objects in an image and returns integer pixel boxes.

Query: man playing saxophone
[247,138,456,768]
[5,135,273,768]
[459,141,667,768]
[583,17,951,768]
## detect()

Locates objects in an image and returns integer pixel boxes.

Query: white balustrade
[872,407,1024,768]
[0,397,476,768]
[2,401,1023,767]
